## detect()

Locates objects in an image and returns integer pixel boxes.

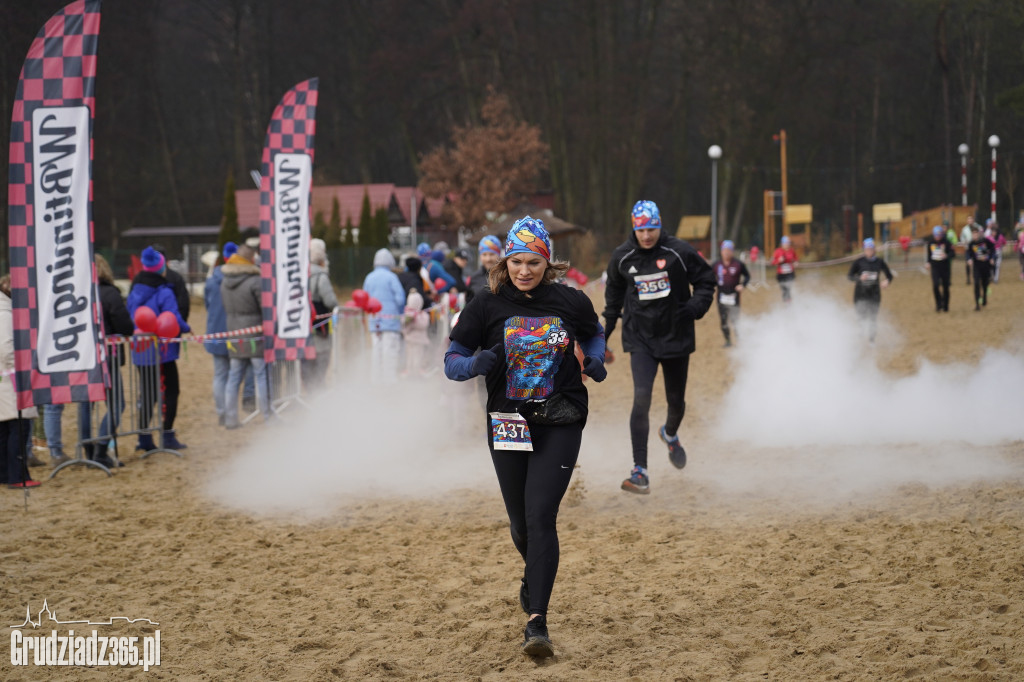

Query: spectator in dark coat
[92,254,134,468]
[443,248,470,293]
[398,257,431,309]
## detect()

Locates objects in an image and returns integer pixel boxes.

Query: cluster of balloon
[350,289,382,314]
[433,278,448,292]
[131,307,180,352]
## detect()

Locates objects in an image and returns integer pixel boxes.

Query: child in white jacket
[403,290,430,377]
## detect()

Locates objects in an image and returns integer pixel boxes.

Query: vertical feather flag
[258,78,319,363]
[7,0,105,409]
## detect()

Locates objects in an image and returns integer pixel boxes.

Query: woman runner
[444,217,607,658]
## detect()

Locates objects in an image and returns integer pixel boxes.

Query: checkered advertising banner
[259,78,319,363]
[7,0,106,410]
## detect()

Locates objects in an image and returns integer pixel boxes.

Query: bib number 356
[634,271,671,301]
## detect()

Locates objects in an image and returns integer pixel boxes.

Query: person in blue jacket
[417,242,456,293]
[126,246,191,451]
[362,249,406,383]
[204,242,254,426]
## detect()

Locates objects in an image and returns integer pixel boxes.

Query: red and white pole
[957,143,968,206]
[988,135,1000,222]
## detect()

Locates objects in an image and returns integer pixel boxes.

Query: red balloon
[155,311,180,339]
[352,289,369,308]
[134,306,157,333]
[364,297,382,314]
[434,278,448,292]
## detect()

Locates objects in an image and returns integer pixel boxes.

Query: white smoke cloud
[717,295,1024,447]
[206,360,494,518]
[689,294,1023,504]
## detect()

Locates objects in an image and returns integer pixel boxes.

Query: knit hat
[863,238,875,249]
[721,240,735,251]
[780,235,791,246]
[932,225,944,236]
[222,241,238,261]
[406,290,424,311]
[478,235,502,255]
[373,248,396,268]
[416,242,431,258]
[310,238,327,265]
[430,250,445,263]
[505,216,551,260]
[454,248,470,261]
[141,246,165,273]
[631,200,661,231]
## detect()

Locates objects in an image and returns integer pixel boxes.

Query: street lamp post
[957,143,969,207]
[708,144,722,261]
[988,135,1000,222]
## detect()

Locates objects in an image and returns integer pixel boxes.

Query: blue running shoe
[660,426,687,469]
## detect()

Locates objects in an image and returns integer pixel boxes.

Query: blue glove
[582,356,607,382]
[472,343,503,376]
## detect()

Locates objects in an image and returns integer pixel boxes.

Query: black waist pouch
[520,394,584,426]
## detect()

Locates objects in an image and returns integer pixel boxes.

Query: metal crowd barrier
[51,335,182,479]
[267,359,306,417]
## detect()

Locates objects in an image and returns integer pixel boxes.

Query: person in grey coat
[302,239,339,391]
[220,243,270,428]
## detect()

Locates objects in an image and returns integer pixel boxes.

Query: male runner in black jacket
[603,200,716,494]
[924,225,955,312]
[847,238,893,342]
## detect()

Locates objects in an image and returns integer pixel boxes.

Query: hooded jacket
[220,256,263,358]
[309,263,339,312]
[132,265,189,321]
[0,293,37,421]
[126,271,190,365]
[204,265,228,356]
[362,249,406,333]
[603,231,716,357]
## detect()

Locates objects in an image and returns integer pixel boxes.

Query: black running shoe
[519,578,529,615]
[660,426,687,469]
[522,616,554,657]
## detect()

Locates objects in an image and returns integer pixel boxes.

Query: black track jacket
[603,231,715,357]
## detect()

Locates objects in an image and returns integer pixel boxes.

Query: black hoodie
[603,231,716,357]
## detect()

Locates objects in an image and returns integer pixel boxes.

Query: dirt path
[2,262,1022,680]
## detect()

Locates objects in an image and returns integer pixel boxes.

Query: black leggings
[717,300,740,343]
[974,267,991,307]
[630,351,689,468]
[930,265,950,311]
[489,421,582,617]
[138,361,179,431]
